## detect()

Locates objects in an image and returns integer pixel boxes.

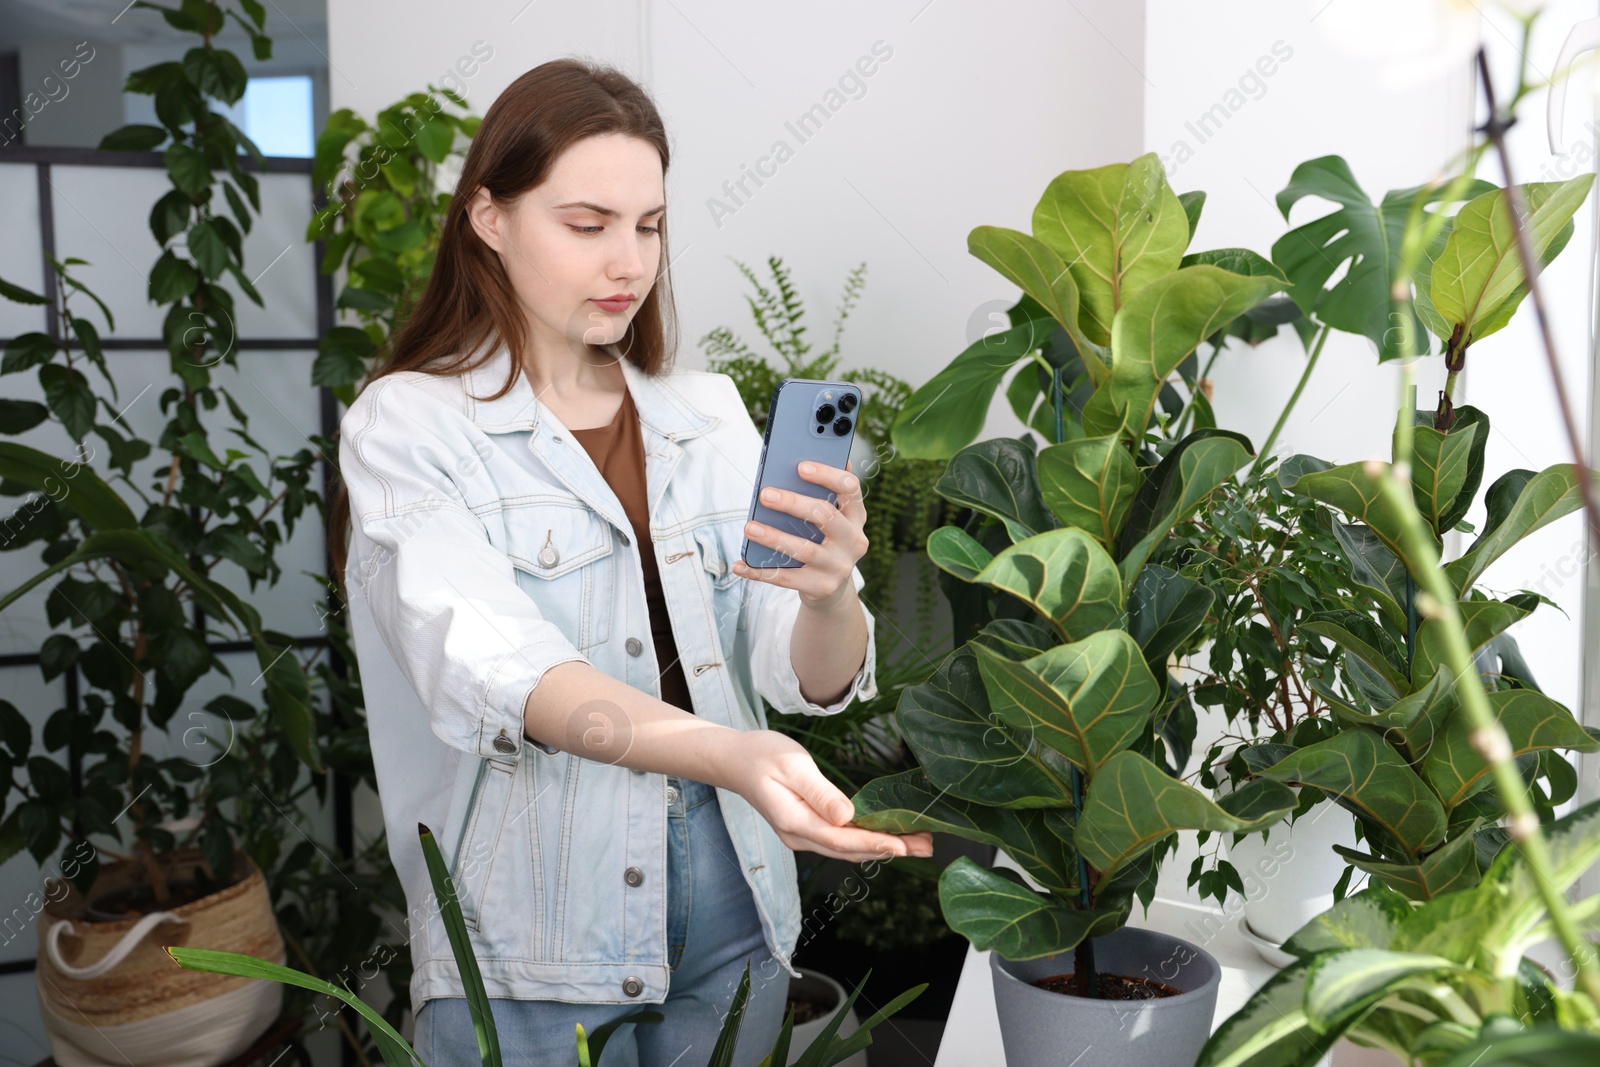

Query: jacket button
[625,637,643,656]
[619,530,631,546]
[624,866,643,886]
[622,976,643,997]
[664,785,678,805]
[493,729,518,754]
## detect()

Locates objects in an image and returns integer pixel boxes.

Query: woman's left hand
[733,459,867,609]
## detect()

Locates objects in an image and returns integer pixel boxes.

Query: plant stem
[1250,322,1330,479]
[1382,301,1600,1011]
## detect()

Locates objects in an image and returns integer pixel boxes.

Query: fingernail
[799,461,814,473]
[762,487,779,501]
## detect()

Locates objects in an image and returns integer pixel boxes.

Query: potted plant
[0,3,349,1061]
[847,152,1309,1067]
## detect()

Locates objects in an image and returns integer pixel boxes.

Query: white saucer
[1237,916,1299,969]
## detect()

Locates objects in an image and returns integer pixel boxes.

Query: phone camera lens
[833,415,852,435]
[815,403,835,423]
[838,393,857,414]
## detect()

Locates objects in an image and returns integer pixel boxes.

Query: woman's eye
[571,225,603,234]
[638,225,660,235]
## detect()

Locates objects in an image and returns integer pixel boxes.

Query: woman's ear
[465,186,504,254]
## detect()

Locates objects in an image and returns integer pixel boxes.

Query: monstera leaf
[971,630,1161,775]
[1075,751,1296,878]
[1031,151,1190,346]
[1271,156,1494,360]
[1037,434,1140,547]
[971,527,1124,641]
[936,857,1128,958]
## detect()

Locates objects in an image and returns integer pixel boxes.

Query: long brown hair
[327,58,679,587]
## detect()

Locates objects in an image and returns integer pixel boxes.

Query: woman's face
[469,132,664,363]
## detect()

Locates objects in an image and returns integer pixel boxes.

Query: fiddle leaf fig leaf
[1423,689,1598,811]
[1334,829,1484,903]
[1257,730,1447,859]
[1299,609,1411,697]
[1037,434,1139,547]
[1401,416,1479,538]
[1430,176,1593,344]
[1412,596,1538,688]
[1076,751,1296,879]
[1082,266,1284,440]
[891,312,1059,460]
[1329,522,1408,631]
[1032,151,1189,347]
[968,226,1106,383]
[937,856,1126,959]
[1444,465,1597,594]
[1116,430,1255,585]
[891,646,1074,810]
[1125,565,1215,680]
[972,630,1160,775]
[974,527,1125,641]
[1288,460,1434,580]
[926,525,994,583]
[932,436,1057,544]
[851,767,1080,894]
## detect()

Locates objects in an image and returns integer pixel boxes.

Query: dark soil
[786,990,833,1027]
[1031,971,1184,1000]
[89,879,213,919]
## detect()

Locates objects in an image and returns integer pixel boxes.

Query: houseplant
[846,152,1309,1067]
[167,820,928,1067]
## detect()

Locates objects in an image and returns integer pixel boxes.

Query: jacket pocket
[505,503,616,649]
[695,521,749,651]
[450,757,519,949]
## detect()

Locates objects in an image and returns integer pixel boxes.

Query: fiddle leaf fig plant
[849,153,1302,990]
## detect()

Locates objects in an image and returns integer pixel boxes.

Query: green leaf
[1282,882,1413,958]
[164,142,212,198]
[0,443,136,529]
[1032,152,1189,345]
[1271,156,1493,360]
[925,525,994,582]
[968,226,1105,382]
[100,124,167,152]
[3,332,59,375]
[973,527,1125,640]
[1125,564,1215,678]
[1331,830,1482,902]
[1083,265,1284,440]
[1435,1026,1600,1067]
[0,275,48,305]
[1412,596,1537,690]
[1077,751,1295,878]
[1303,949,1465,1032]
[1430,176,1593,342]
[418,823,503,1067]
[890,313,1057,459]
[1402,416,1479,537]
[1423,688,1598,810]
[38,364,95,442]
[187,220,231,280]
[1288,460,1433,580]
[936,856,1124,958]
[1116,430,1255,584]
[933,436,1056,543]
[1037,434,1139,546]
[1257,729,1447,858]
[0,399,49,434]
[1179,190,1206,242]
[1329,522,1408,630]
[852,767,1078,893]
[1435,406,1489,534]
[1194,960,1336,1067]
[1299,609,1411,696]
[887,647,1072,809]
[1445,465,1595,594]
[149,250,200,303]
[972,630,1161,775]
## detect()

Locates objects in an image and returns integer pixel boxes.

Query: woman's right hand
[719,729,935,863]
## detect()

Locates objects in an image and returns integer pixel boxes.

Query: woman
[330,58,933,1067]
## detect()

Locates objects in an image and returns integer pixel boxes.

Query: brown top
[569,386,695,715]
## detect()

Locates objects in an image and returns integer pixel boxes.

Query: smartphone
[742,378,863,569]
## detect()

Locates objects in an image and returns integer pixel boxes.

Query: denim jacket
[338,342,879,1016]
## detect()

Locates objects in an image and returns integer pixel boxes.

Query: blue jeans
[413,775,792,1066]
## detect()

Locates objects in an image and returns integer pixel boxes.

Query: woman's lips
[591,297,635,312]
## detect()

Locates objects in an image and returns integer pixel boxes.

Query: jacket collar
[462,341,717,442]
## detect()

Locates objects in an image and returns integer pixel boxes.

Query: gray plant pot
[989,925,1221,1067]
